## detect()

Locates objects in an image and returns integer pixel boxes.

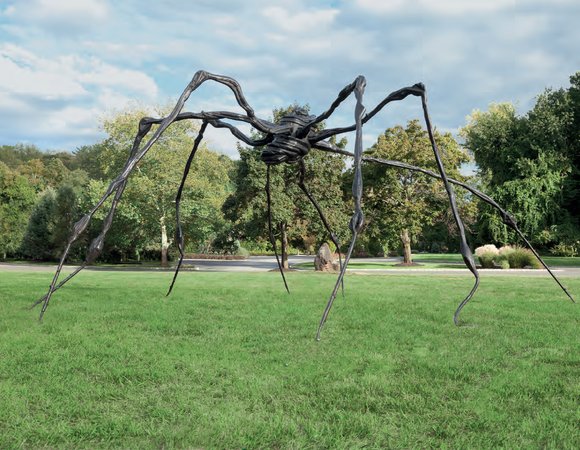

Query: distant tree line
[461,72,580,256]
[1,73,578,264]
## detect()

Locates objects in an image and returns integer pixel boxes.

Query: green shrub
[475,244,499,268]
[550,242,578,257]
[235,245,250,258]
[507,247,541,269]
[477,253,495,268]
[474,244,540,269]
[498,245,515,258]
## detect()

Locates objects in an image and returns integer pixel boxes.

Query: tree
[19,189,57,261]
[461,73,580,250]
[73,143,109,180]
[51,184,84,259]
[82,107,233,265]
[361,120,470,263]
[224,106,349,268]
[0,144,43,169]
[0,162,37,259]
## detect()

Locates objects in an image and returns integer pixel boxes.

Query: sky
[0,0,579,158]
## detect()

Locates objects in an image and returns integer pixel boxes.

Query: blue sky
[0,0,578,158]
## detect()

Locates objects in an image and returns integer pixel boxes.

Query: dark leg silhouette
[167,121,209,296]
[266,165,289,293]
[316,76,366,340]
[297,159,344,295]
[314,141,576,314]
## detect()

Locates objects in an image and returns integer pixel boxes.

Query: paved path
[1,256,579,277]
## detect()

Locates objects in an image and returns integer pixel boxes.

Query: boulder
[314,243,340,272]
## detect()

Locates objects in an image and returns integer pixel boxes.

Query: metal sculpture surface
[32,71,576,339]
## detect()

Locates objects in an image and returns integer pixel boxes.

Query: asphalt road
[1,255,579,278]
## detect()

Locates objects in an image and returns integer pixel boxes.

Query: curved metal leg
[297,160,344,294]
[316,76,367,340]
[315,141,576,308]
[418,86,480,324]
[266,165,289,293]
[167,121,209,296]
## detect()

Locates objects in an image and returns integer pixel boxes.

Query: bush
[474,244,540,269]
[507,247,541,269]
[498,245,515,257]
[475,244,499,268]
[550,242,578,257]
[235,245,250,258]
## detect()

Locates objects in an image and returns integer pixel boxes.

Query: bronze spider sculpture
[32,71,575,339]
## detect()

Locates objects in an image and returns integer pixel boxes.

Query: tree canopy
[361,120,471,261]
[461,72,580,253]
[224,106,349,267]
[2,74,578,261]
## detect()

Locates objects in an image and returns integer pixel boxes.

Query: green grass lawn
[0,270,578,448]
[294,253,580,269]
[413,253,580,267]
[414,253,580,267]
[295,261,463,269]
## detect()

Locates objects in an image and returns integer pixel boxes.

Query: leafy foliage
[461,72,580,248]
[19,189,57,260]
[360,120,471,260]
[0,162,37,258]
[85,107,234,262]
[2,74,578,263]
[224,106,350,266]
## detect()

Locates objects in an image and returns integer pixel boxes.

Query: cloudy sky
[0,0,578,157]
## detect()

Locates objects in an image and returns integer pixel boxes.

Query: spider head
[261,108,316,165]
[276,107,316,128]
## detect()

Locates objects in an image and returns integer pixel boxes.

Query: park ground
[0,265,578,448]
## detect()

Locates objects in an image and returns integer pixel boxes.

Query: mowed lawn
[0,270,578,448]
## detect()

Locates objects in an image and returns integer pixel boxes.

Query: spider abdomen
[261,136,311,165]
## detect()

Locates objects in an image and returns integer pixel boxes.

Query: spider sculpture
[32,71,575,339]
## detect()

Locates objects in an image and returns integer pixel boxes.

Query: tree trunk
[160,215,170,267]
[401,228,413,265]
[280,222,289,269]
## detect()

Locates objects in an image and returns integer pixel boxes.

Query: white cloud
[0,45,87,99]
[0,44,158,101]
[78,59,158,98]
[0,43,159,150]
[10,0,110,34]
[261,6,339,33]
[355,0,515,15]
[0,0,578,155]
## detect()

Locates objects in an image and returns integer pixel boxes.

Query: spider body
[261,109,316,165]
[33,70,575,338]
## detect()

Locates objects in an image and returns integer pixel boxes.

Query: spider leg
[309,84,427,142]
[167,118,273,295]
[297,160,344,296]
[315,141,575,308]
[266,165,290,293]
[417,86,479,324]
[310,82,479,326]
[166,120,209,296]
[36,70,270,319]
[316,76,367,340]
[35,118,157,319]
